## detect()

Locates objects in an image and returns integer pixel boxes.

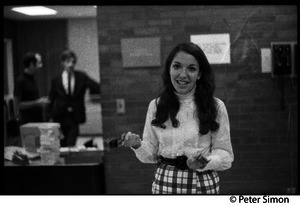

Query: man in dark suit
[49,49,100,147]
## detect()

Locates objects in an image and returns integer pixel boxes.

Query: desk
[3,150,105,195]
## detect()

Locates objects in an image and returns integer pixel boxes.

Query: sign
[261,48,271,73]
[191,33,231,64]
[121,37,161,67]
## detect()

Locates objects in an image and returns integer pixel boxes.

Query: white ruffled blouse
[133,90,234,172]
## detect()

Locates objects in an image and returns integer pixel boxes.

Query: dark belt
[159,155,189,170]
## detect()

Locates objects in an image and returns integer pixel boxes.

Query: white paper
[261,48,271,73]
[191,33,231,64]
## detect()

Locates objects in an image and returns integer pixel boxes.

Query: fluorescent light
[12,6,57,16]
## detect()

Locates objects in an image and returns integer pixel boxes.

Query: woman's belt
[159,155,189,170]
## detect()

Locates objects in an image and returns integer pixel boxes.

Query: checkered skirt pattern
[152,162,220,194]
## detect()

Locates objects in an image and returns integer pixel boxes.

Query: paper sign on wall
[190,33,231,64]
[261,48,271,73]
[121,37,161,67]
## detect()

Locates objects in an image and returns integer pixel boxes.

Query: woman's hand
[122,131,141,149]
[187,154,209,170]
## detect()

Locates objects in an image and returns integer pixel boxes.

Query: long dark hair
[151,42,219,135]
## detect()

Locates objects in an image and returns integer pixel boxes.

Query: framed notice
[121,37,161,68]
[190,33,231,64]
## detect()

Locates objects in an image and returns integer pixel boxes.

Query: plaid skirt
[152,162,220,194]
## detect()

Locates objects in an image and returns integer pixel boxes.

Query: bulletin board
[190,33,231,64]
[121,37,161,68]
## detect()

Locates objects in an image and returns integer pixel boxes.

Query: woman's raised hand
[122,131,141,149]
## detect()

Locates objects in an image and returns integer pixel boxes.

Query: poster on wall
[190,33,231,64]
[261,48,271,73]
[121,37,161,68]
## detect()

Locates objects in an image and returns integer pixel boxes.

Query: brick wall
[97,5,297,194]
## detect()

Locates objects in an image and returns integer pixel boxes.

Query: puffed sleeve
[200,98,234,171]
[132,99,159,163]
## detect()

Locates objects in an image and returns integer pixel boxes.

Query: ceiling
[3,6,97,21]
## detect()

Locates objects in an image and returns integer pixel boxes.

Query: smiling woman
[153,43,220,135]
[170,51,201,95]
[121,42,234,194]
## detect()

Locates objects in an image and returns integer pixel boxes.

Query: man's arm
[15,97,49,110]
[86,76,101,95]
[85,74,101,103]
[14,77,49,111]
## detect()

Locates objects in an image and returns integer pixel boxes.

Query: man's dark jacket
[49,71,100,124]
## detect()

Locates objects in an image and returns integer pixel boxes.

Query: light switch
[116,98,125,114]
